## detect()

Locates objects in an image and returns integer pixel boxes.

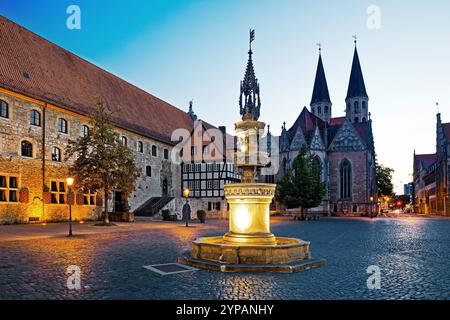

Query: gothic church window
[354,117,359,123]
[138,141,144,153]
[362,101,366,109]
[312,156,322,181]
[0,100,8,118]
[354,101,359,113]
[340,159,352,199]
[121,136,127,146]
[318,106,322,114]
[324,106,328,114]
[30,110,41,126]
[21,140,33,157]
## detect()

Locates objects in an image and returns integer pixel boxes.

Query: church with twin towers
[271,41,378,215]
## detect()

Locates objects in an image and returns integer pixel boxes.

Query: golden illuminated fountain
[178,31,325,272]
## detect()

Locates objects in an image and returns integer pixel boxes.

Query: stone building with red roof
[277,45,377,216]
[0,16,235,223]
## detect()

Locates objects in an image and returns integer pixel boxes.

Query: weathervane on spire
[316,42,322,53]
[353,34,358,46]
[249,29,255,51]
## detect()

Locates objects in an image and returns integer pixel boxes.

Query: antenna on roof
[436,102,440,113]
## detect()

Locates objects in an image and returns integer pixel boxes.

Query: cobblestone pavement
[0,217,449,300]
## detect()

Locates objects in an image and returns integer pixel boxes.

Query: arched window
[0,100,8,118]
[324,106,329,114]
[30,110,41,126]
[138,141,144,153]
[21,141,33,158]
[318,106,322,114]
[164,148,169,160]
[52,147,61,162]
[354,101,359,113]
[312,156,322,181]
[121,136,127,146]
[58,118,68,133]
[362,117,367,122]
[362,101,367,109]
[152,145,157,157]
[146,166,152,177]
[81,125,89,137]
[354,117,359,123]
[340,159,352,199]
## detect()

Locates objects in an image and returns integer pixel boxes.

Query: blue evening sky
[1,0,450,194]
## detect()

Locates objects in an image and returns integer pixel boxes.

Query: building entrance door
[114,191,124,212]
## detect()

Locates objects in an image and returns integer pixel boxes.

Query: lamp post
[66,177,74,237]
[183,188,190,227]
[370,196,374,218]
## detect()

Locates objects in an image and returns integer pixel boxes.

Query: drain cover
[143,263,198,276]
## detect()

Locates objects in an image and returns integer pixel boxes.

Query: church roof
[346,47,368,100]
[443,123,450,140]
[329,117,346,126]
[414,153,436,170]
[0,16,206,145]
[286,108,372,149]
[310,53,331,105]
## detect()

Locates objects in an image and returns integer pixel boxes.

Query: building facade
[0,16,231,224]
[413,113,450,216]
[276,45,377,215]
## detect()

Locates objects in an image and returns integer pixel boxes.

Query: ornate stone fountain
[178,31,325,272]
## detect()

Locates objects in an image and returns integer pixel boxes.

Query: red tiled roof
[414,153,436,170]
[0,16,200,144]
[443,123,450,140]
[329,117,345,126]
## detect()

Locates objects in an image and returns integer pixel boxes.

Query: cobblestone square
[0,217,449,300]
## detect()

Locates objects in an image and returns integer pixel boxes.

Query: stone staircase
[134,196,174,217]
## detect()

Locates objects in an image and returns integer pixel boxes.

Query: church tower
[346,40,369,123]
[310,48,332,123]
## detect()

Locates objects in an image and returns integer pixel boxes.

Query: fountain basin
[178,236,326,273]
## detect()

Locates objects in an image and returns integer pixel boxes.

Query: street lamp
[370,196,374,218]
[183,188,190,227]
[66,177,74,237]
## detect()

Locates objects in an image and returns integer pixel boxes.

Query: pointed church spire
[311,48,331,105]
[239,29,261,121]
[346,45,368,100]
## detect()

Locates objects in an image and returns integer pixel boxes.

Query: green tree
[66,100,140,224]
[376,164,394,197]
[276,145,326,219]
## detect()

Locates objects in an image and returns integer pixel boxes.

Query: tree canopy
[376,164,394,197]
[276,145,326,217]
[66,100,140,224]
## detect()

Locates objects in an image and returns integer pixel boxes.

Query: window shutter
[19,188,29,203]
[43,191,52,204]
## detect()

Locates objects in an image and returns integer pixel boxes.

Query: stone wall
[0,90,181,224]
[328,150,370,214]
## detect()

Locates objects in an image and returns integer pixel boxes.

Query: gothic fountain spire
[239,29,261,121]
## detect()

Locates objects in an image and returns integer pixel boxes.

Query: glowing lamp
[66,177,74,187]
[183,188,190,199]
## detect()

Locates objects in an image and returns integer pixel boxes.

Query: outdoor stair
[134,196,174,217]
